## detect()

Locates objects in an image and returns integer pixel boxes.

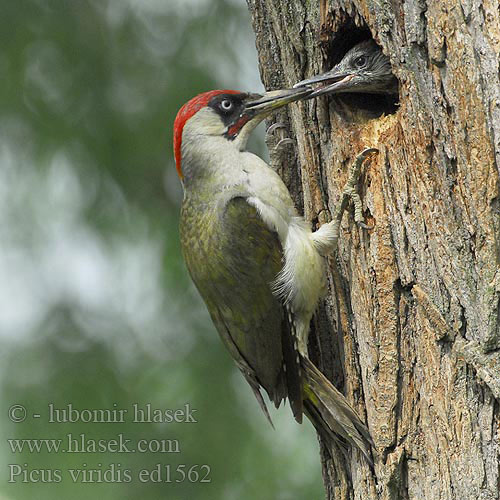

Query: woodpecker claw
[357,221,374,230]
[276,138,294,149]
[266,122,293,150]
[266,122,287,136]
[358,147,379,159]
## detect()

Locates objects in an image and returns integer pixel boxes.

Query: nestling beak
[293,40,398,99]
[294,70,357,98]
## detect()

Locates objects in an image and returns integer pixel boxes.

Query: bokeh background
[0,0,323,499]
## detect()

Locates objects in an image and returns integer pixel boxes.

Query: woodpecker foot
[266,123,293,149]
[311,148,377,256]
[266,122,294,171]
[338,147,378,230]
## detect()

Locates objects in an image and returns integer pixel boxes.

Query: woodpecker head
[294,40,398,98]
[173,87,311,182]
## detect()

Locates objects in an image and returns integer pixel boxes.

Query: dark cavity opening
[322,23,399,119]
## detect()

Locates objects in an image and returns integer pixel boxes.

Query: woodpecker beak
[294,70,357,98]
[244,87,313,115]
[226,87,312,149]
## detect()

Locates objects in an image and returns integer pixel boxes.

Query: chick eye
[220,99,233,112]
[354,55,367,68]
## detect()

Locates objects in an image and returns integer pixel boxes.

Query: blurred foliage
[0,1,323,499]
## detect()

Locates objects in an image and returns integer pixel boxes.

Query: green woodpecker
[174,87,374,464]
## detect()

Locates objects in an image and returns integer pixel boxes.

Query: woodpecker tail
[301,356,374,466]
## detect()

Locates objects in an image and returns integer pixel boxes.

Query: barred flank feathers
[281,303,303,423]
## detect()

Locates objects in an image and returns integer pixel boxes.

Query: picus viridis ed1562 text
[174,87,374,463]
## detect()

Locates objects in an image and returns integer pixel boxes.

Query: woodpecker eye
[220,99,234,112]
[353,55,367,68]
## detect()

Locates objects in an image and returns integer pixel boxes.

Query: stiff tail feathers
[300,355,374,466]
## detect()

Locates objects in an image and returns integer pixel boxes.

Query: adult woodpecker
[174,87,374,463]
[294,39,398,97]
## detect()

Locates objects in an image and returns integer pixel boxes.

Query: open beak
[294,70,356,98]
[244,87,313,115]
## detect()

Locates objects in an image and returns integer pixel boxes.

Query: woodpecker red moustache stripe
[225,114,252,140]
[173,89,241,179]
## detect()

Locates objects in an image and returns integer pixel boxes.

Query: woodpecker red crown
[173,89,241,179]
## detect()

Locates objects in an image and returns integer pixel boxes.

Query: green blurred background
[0,1,323,498]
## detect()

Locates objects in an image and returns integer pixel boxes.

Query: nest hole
[323,21,400,119]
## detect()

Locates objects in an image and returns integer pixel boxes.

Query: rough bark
[246,1,500,499]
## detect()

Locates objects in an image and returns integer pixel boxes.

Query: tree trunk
[246,1,500,499]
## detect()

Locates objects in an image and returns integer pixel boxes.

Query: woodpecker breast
[181,137,326,351]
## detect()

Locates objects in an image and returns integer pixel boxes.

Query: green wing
[181,196,302,421]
